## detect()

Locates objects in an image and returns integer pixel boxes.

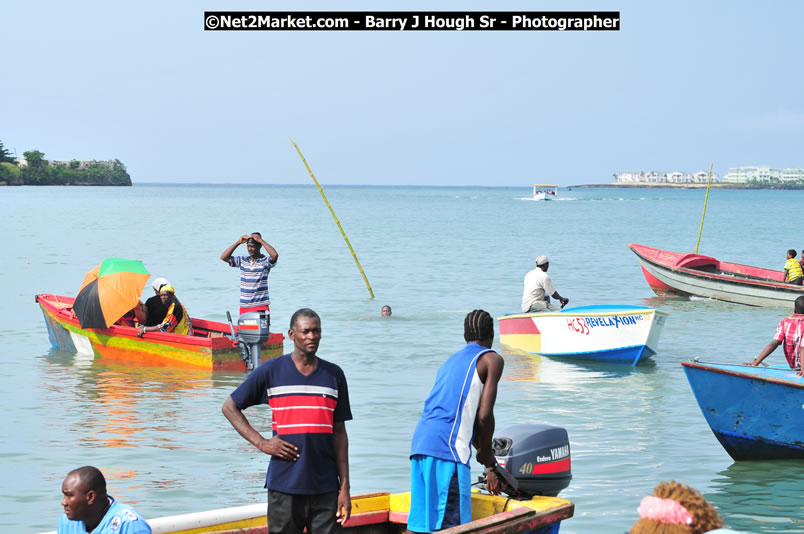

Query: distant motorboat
[533,184,557,201]
[498,305,668,365]
[628,243,804,307]
[682,361,804,460]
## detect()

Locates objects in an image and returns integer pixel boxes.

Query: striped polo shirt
[230,255,275,309]
[230,354,352,494]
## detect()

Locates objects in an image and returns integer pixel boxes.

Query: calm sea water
[2,184,803,533]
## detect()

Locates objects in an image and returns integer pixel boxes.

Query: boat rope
[695,162,714,254]
[289,137,375,299]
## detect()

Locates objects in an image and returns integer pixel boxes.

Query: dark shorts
[790,278,803,286]
[268,490,341,534]
[441,469,462,530]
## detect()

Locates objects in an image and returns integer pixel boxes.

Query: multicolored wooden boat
[682,361,804,460]
[628,243,804,307]
[498,305,668,365]
[40,491,571,534]
[36,293,283,371]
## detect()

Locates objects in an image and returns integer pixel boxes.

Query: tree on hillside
[0,162,22,184]
[22,150,48,184]
[0,140,16,164]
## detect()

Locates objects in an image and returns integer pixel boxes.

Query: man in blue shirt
[408,310,504,533]
[58,466,151,533]
[222,308,352,534]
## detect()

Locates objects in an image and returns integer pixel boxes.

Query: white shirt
[521,267,556,312]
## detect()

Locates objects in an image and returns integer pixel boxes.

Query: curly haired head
[629,481,724,534]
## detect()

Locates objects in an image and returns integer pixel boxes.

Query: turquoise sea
[2,184,803,533]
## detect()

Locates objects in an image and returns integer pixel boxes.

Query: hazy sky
[3,1,803,186]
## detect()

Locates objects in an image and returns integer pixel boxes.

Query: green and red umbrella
[73,258,150,329]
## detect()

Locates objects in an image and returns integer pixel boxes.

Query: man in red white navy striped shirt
[748,295,804,376]
[223,308,352,533]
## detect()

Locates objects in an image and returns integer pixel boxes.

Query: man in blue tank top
[408,310,505,533]
[58,466,151,533]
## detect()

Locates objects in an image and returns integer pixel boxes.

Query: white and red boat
[628,243,804,307]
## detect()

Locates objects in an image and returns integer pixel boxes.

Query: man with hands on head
[222,308,352,534]
[220,232,278,318]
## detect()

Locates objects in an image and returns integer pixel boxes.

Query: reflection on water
[706,462,804,533]
[499,346,657,384]
[43,349,234,450]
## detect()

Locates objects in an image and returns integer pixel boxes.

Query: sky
[3,1,804,186]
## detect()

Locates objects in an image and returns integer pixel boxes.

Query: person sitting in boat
[142,277,171,327]
[746,295,804,376]
[136,285,192,336]
[58,465,152,534]
[783,249,803,285]
[116,302,146,327]
[521,255,569,313]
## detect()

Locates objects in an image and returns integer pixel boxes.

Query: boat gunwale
[682,361,804,389]
[498,309,668,321]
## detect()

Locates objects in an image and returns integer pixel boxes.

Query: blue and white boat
[682,361,804,460]
[498,305,668,365]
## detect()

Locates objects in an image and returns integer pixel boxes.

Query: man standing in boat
[408,310,504,533]
[222,308,352,533]
[58,466,152,533]
[220,232,279,324]
[521,256,569,313]
[747,295,804,376]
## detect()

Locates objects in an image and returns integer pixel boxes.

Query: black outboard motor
[227,311,269,371]
[482,423,572,499]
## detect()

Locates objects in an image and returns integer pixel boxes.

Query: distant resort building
[614,167,804,185]
[613,170,721,183]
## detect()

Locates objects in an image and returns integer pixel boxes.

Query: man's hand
[797,366,803,377]
[258,436,299,461]
[484,469,502,495]
[137,327,146,338]
[336,487,351,524]
[476,449,496,469]
[240,234,250,244]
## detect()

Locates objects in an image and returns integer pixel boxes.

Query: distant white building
[613,170,720,183]
[726,166,782,183]
[781,168,804,183]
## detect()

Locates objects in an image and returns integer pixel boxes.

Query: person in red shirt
[747,295,804,376]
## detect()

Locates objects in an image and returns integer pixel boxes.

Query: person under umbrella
[73,258,150,329]
[137,285,192,336]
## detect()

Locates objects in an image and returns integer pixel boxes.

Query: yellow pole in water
[695,162,714,254]
[289,137,375,299]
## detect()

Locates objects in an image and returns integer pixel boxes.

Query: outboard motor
[481,423,572,499]
[227,311,269,371]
